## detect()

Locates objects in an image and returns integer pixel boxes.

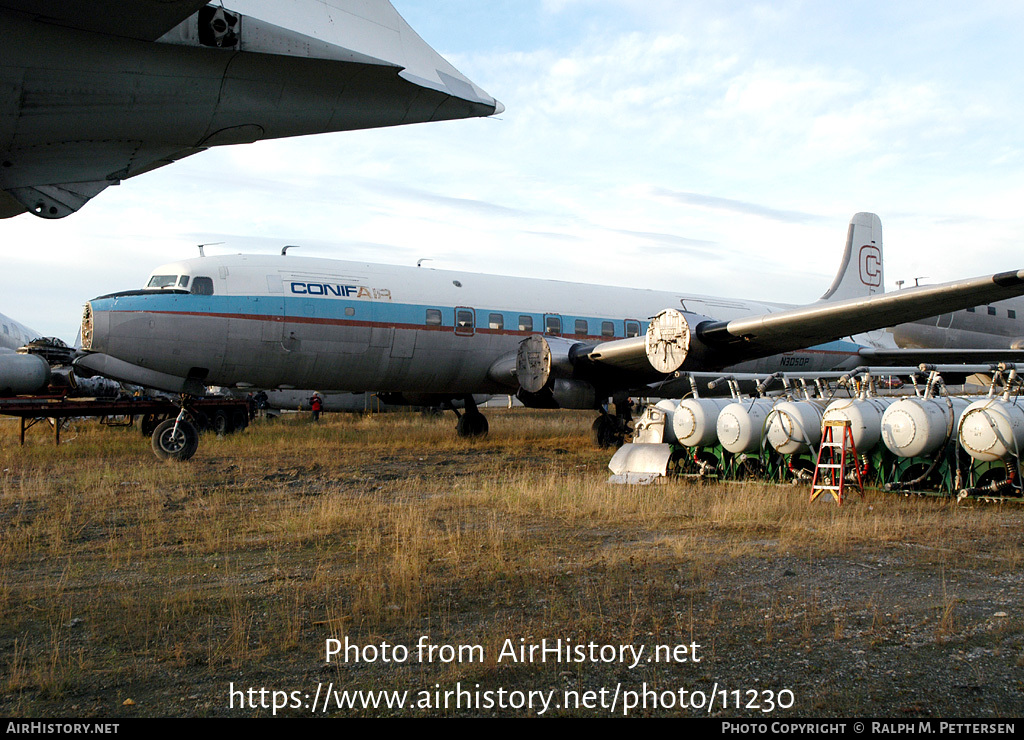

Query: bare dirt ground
[1,409,1022,718]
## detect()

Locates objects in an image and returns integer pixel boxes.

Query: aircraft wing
[516,269,1024,398]
[0,1,209,41]
[677,269,1024,368]
[2,0,503,218]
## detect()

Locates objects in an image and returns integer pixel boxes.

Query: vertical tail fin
[819,212,883,302]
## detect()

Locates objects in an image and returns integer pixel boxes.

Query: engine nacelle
[517,378,596,410]
[0,352,51,395]
[516,334,585,393]
[645,309,715,374]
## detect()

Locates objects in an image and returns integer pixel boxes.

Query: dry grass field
[1,408,1023,718]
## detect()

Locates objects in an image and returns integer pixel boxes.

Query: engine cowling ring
[645,309,692,374]
[516,335,583,394]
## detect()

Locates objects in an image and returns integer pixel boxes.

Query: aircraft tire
[456,412,488,438]
[151,419,199,462]
[591,414,621,448]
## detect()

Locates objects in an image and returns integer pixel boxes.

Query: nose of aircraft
[80,301,94,351]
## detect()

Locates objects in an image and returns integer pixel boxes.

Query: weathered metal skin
[82,253,870,398]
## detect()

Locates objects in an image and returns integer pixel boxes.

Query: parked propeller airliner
[75,213,1024,458]
[893,296,1024,351]
[0,0,502,219]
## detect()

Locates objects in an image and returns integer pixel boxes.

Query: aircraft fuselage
[893,299,1024,350]
[81,254,864,401]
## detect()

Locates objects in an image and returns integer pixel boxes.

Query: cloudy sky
[5,0,1024,340]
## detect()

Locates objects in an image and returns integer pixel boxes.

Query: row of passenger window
[425,309,642,337]
[965,306,1017,318]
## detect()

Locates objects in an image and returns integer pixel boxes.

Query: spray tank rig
[956,364,1024,500]
[608,371,855,485]
[608,365,1024,501]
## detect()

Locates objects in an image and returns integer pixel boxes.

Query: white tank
[881,396,970,458]
[672,397,733,447]
[821,397,898,453]
[766,400,827,455]
[654,399,679,443]
[957,398,1024,462]
[716,398,776,454]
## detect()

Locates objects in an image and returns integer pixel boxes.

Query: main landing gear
[451,395,489,438]
[591,395,634,449]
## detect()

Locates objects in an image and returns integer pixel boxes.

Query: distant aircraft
[0,310,49,394]
[76,213,1024,456]
[0,0,502,219]
[892,296,1024,351]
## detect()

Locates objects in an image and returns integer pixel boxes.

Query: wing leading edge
[1,0,502,218]
[560,269,1024,387]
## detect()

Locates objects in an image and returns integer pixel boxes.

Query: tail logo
[858,245,881,287]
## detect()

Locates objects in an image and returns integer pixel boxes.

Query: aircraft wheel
[591,414,622,448]
[151,419,199,462]
[456,412,489,438]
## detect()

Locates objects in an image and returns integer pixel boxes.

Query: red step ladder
[810,419,865,505]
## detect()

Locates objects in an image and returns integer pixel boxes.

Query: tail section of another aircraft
[819,212,884,302]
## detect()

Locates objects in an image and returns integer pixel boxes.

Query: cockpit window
[191,277,214,296]
[147,275,179,289]
[178,276,190,288]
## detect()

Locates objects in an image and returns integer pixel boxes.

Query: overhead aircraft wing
[2,0,502,218]
[0,1,209,41]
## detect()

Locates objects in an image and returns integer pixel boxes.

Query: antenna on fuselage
[197,241,224,257]
[282,245,300,256]
[417,258,432,268]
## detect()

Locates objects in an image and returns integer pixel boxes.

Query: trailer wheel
[212,409,233,436]
[140,413,164,436]
[151,419,199,461]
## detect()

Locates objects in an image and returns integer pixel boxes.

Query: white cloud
[6,1,1024,339]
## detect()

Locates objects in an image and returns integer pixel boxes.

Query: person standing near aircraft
[310,393,323,423]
